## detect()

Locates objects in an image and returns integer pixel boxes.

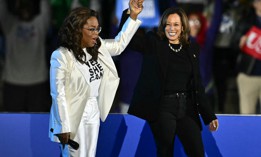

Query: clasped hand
[56,132,70,144]
[209,119,219,132]
[129,0,144,20]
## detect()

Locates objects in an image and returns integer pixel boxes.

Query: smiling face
[81,16,100,48]
[165,14,183,44]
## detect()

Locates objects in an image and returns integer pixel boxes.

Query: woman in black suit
[119,7,219,157]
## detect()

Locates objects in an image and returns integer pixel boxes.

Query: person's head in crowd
[253,0,261,14]
[157,7,190,46]
[15,0,35,21]
[58,7,102,63]
[188,12,207,47]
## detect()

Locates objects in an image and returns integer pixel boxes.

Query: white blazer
[49,17,141,142]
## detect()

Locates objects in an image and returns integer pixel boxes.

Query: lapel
[73,45,119,87]
[73,49,91,85]
[75,61,90,85]
[187,43,199,86]
[98,45,118,77]
[158,40,170,79]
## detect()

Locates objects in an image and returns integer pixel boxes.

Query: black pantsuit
[118,9,217,157]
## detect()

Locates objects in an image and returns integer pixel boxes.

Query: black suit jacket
[119,10,217,129]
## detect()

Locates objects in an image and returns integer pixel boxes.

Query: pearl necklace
[168,43,182,53]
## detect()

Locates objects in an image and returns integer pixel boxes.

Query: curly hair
[58,7,101,63]
[157,7,190,47]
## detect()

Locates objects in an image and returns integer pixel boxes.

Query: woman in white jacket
[48,0,143,156]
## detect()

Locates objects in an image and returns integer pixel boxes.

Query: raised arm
[129,0,144,20]
[102,0,144,56]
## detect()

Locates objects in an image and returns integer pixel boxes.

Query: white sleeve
[50,50,71,134]
[102,17,142,56]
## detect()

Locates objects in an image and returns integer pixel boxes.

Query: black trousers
[148,94,205,157]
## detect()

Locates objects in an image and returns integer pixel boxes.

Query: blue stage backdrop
[1,113,261,157]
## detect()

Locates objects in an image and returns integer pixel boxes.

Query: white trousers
[61,97,100,157]
[237,73,261,114]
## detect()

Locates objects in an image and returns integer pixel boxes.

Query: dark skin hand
[56,132,70,146]
[129,0,144,20]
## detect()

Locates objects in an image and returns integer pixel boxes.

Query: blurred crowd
[0,0,260,114]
